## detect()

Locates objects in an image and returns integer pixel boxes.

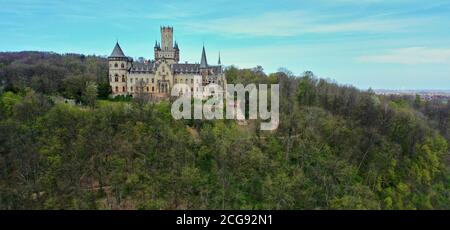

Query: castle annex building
[108,26,226,98]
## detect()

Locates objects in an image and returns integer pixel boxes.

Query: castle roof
[109,42,126,58]
[130,62,156,73]
[171,63,222,75]
[200,45,208,68]
[172,63,200,73]
[218,51,221,65]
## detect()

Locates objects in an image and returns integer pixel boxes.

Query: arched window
[122,75,125,82]
[122,86,126,92]
[130,86,133,92]
[152,86,154,92]
[114,63,118,68]
[146,87,149,92]
[121,63,125,68]
[115,74,119,82]
[115,86,119,92]
[152,78,154,83]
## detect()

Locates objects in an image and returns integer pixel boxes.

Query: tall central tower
[154,26,179,64]
[161,26,173,50]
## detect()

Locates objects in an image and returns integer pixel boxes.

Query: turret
[108,42,129,96]
[218,51,221,65]
[154,40,160,50]
[200,45,208,68]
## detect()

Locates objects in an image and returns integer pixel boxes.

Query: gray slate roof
[200,46,208,68]
[109,42,126,58]
[171,63,201,73]
[130,62,157,73]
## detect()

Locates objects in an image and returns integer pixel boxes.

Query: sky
[1,0,450,90]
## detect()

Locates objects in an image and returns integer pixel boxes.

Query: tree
[63,75,87,103]
[83,82,97,108]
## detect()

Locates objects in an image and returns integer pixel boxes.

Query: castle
[108,26,226,99]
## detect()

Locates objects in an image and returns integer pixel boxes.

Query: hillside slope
[0,52,449,210]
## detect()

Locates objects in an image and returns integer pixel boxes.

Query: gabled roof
[200,45,208,68]
[109,42,126,58]
[171,63,200,73]
[130,62,157,73]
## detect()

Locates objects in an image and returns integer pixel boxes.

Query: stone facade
[108,26,226,99]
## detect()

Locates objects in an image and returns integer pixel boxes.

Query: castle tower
[200,45,209,81]
[155,26,179,64]
[108,42,129,95]
[154,40,160,60]
[161,26,173,51]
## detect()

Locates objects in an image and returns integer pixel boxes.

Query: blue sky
[1,0,450,90]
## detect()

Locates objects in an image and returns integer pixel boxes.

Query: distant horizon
[2,1,450,90]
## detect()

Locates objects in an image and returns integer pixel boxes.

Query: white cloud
[357,47,450,64]
[183,10,429,37]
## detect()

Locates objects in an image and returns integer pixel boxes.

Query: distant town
[375,89,450,102]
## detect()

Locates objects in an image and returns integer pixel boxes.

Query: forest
[0,51,449,209]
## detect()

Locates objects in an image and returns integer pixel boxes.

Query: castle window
[152,78,154,83]
[185,79,188,83]
[131,86,133,92]
[115,86,118,92]
[191,79,193,84]
[122,75,125,82]
[123,86,126,92]
[121,63,125,68]
[130,78,133,83]
[115,74,119,82]
[152,86,154,92]
[146,87,149,92]
[114,63,118,68]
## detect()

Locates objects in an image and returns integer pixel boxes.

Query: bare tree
[133,79,149,106]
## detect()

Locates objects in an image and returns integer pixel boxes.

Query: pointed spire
[200,45,208,68]
[218,51,221,65]
[110,42,126,58]
[154,40,158,48]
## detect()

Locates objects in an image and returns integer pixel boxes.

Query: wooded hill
[0,52,449,209]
